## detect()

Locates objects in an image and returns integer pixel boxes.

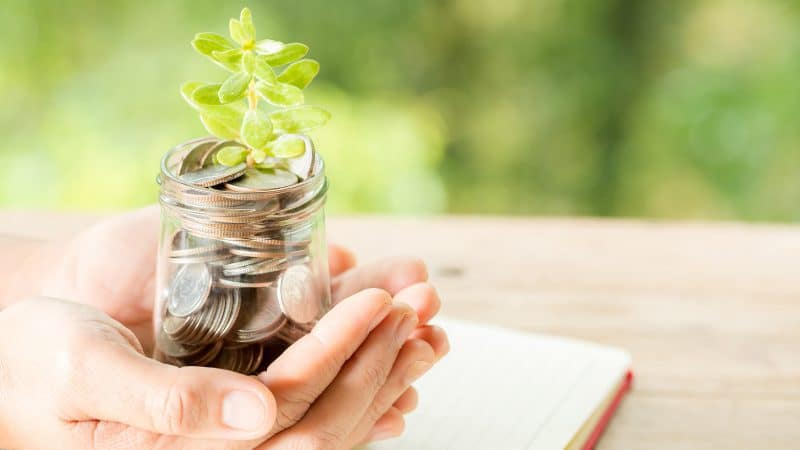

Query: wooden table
[2,212,799,449]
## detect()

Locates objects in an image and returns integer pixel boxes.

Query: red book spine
[582,370,634,450]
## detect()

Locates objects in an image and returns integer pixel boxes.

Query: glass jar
[153,137,331,374]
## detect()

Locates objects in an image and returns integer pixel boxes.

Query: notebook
[365,318,632,450]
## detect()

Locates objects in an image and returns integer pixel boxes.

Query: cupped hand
[39,206,441,351]
[0,289,448,450]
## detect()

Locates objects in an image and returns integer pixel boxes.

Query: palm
[42,207,160,347]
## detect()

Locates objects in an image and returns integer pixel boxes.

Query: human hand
[37,206,441,352]
[0,291,448,449]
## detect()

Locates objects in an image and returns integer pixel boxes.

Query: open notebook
[366,318,632,450]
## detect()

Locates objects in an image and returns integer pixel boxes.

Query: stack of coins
[155,136,329,374]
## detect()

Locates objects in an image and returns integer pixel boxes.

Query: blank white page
[365,318,631,450]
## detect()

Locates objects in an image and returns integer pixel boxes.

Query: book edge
[580,370,634,450]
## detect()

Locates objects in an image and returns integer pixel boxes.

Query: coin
[212,344,264,374]
[224,168,298,191]
[222,257,267,271]
[229,247,306,258]
[180,162,247,187]
[283,134,316,180]
[227,288,287,343]
[179,140,218,175]
[156,327,204,359]
[223,258,288,277]
[223,237,310,250]
[168,264,212,317]
[168,252,232,265]
[187,340,224,366]
[217,277,277,288]
[277,264,321,324]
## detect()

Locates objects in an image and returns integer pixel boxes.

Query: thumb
[73,341,277,440]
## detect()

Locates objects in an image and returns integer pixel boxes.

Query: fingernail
[369,425,399,442]
[404,360,432,385]
[396,311,418,339]
[222,390,266,431]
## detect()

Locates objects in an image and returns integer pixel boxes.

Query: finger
[410,324,451,361]
[266,305,418,450]
[328,243,357,277]
[257,288,392,435]
[362,407,406,444]
[332,257,428,302]
[75,343,277,440]
[392,282,441,325]
[347,338,434,446]
[393,387,419,414]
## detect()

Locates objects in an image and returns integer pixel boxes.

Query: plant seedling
[182,7,330,170]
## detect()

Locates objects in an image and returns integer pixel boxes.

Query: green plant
[181,7,330,168]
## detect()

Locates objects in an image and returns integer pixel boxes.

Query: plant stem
[247,78,258,111]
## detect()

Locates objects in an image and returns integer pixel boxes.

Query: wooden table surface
[2,212,799,449]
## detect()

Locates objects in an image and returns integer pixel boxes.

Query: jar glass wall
[153,137,331,374]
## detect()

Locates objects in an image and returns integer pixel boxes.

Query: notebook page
[365,318,630,450]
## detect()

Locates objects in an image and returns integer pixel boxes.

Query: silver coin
[178,140,218,175]
[229,246,305,258]
[276,322,312,345]
[283,134,316,180]
[224,168,299,191]
[180,162,247,188]
[169,243,224,257]
[168,264,212,317]
[188,340,224,366]
[223,237,310,250]
[157,327,204,358]
[223,258,287,277]
[168,252,232,265]
[228,289,287,343]
[277,264,321,324]
[222,257,268,271]
[217,277,277,288]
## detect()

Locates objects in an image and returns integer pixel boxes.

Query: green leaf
[199,106,244,139]
[272,135,307,158]
[180,81,206,109]
[251,149,267,163]
[191,83,224,106]
[191,32,234,56]
[277,59,320,89]
[215,146,248,166]
[255,80,304,107]
[242,51,256,74]
[255,39,284,54]
[228,19,248,45]
[241,110,272,149]
[260,43,309,66]
[211,48,243,72]
[255,160,278,169]
[218,72,251,103]
[270,106,331,133]
[239,8,255,43]
[253,57,277,84]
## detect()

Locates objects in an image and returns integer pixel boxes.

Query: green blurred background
[2,0,799,220]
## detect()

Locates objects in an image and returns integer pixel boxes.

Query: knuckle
[293,426,345,450]
[151,370,202,435]
[361,358,391,394]
[274,385,318,431]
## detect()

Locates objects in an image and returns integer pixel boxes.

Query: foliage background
[1,0,799,220]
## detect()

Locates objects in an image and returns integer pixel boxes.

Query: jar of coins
[153,136,331,374]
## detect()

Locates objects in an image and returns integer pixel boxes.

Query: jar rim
[159,136,326,198]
